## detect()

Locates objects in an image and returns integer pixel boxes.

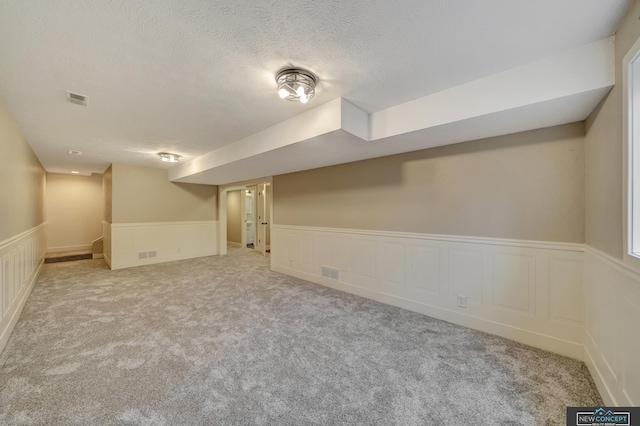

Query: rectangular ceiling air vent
[68,149,82,156]
[66,91,87,106]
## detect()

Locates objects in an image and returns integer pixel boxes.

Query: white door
[256,184,268,256]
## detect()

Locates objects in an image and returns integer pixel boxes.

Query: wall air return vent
[321,266,339,281]
[66,91,87,106]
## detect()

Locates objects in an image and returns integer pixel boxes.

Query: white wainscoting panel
[410,244,440,293]
[109,221,218,270]
[584,247,640,406]
[0,223,47,354]
[271,225,585,360]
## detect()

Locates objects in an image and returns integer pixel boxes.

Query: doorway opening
[220,178,272,257]
[244,187,256,249]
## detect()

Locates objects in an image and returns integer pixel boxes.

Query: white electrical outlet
[457,295,467,308]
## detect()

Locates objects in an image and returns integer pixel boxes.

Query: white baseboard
[271,224,585,360]
[227,241,242,248]
[0,223,47,355]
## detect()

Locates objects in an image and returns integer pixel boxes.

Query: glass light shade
[275,68,317,104]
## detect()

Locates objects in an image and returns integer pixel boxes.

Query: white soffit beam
[174,88,608,185]
[170,37,614,185]
[370,37,614,140]
[168,98,368,182]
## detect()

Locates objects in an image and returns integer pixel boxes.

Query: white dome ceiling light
[276,68,318,104]
[158,152,181,163]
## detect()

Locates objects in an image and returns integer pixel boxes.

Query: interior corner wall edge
[271,225,585,360]
[103,165,112,224]
[0,223,47,355]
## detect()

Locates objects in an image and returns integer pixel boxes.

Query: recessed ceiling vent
[68,149,82,156]
[66,91,87,106]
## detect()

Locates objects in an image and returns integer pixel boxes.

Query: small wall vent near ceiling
[66,91,87,106]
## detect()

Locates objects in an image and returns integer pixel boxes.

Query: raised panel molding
[0,223,47,355]
[381,241,405,286]
[410,244,440,293]
[449,248,483,303]
[317,235,332,269]
[549,258,584,326]
[492,254,535,315]
[109,221,218,270]
[3,255,10,316]
[354,238,377,279]
[299,234,314,265]
[334,237,353,273]
[271,224,585,360]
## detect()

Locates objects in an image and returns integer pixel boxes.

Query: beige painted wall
[227,190,242,244]
[46,173,103,252]
[103,165,112,223]
[0,99,46,242]
[274,123,585,243]
[585,0,640,259]
[111,164,217,223]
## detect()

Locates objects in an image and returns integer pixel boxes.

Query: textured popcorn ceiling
[0,0,632,175]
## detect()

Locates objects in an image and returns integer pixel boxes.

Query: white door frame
[218,177,273,256]
[256,183,270,256]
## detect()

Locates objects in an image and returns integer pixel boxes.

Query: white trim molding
[0,223,47,354]
[583,246,640,406]
[109,221,219,270]
[271,224,585,360]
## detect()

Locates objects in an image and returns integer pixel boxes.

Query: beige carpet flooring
[0,248,601,425]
